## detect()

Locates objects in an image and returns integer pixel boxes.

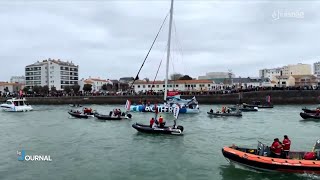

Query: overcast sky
[1,0,319,81]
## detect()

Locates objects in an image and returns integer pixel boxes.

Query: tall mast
[164,0,174,101]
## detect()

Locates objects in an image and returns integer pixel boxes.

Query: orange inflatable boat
[222,141,320,174]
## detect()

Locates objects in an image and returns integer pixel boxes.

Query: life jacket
[304,152,316,160]
[150,119,155,125]
[283,138,291,151]
[271,141,282,155]
[159,117,163,124]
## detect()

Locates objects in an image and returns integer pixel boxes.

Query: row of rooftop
[1,59,320,93]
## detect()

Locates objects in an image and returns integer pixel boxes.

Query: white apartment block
[25,58,79,90]
[79,77,113,92]
[259,68,283,81]
[198,72,235,80]
[133,80,215,92]
[10,76,26,84]
[314,62,320,77]
[260,63,312,81]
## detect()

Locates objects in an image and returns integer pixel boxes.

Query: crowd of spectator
[0,85,319,98]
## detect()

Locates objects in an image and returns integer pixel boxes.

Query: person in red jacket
[282,135,291,158]
[270,138,282,158]
[150,117,155,128]
[159,116,165,128]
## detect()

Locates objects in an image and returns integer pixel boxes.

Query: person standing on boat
[282,135,291,158]
[159,115,165,128]
[270,138,282,158]
[150,117,155,128]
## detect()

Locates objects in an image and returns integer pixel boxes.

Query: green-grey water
[1,105,320,180]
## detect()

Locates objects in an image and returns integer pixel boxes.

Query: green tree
[170,73,183,80]
[107,84,113,91]
[23,86,29,94]
[101,84,108,91]
[64,86,72,93]
[42,85,49,94]
[83,84,92,92]
[51,86,57,93]
[179,75,193,80]
[72,84,80,94]
[32,85,41,94]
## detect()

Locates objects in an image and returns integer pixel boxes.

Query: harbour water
[1,104,320,180]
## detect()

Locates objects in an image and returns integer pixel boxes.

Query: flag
[266,96,271,103]
[173,106,180,119]
[125,100,131,111]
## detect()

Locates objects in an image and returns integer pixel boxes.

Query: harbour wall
[0,90,319,105]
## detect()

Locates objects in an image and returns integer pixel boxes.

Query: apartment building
[25,58,79,90]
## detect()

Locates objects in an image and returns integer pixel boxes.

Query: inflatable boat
[68,111,94,119]
[300,112,320,120]
[229,106,258,112]
[302,108,319,114]
[94,112,132,120]
[132,123,183,135]
[222,141,320,174]
[207,112,242,117]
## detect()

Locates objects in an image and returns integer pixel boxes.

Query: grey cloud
[0,0,319,81]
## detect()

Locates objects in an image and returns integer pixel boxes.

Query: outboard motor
[127,114,132,119]
[177,125,184,132]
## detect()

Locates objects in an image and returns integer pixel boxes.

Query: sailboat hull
[130,104,199,114]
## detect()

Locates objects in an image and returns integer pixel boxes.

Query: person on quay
[270,138,283,158]
[282,135,291,158]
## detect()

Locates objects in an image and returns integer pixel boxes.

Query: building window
[208,84,210,87]
[148,85,151,88]
[163,85,165,88]
[156,85,159,88]
[138,85,140,88]
[152,85,155,88]
[143,85,145,88]
[175,85,178,87]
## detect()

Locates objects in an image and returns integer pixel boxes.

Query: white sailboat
[129,0,200,114]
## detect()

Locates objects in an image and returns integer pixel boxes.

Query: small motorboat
[132,105,183,135]
[207,111,242,117]
[222,141,320,174]
[0,98,33,112]
[132,123,183,135]
[94,112,132,120]
[302,108,320,114]
[300,112,320,120]
[68,110,94,119]
[243,102,273,109]
[69,104,82,107]
[229,105,258,112]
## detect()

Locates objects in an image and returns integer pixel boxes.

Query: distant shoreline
[0,90,319,105]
